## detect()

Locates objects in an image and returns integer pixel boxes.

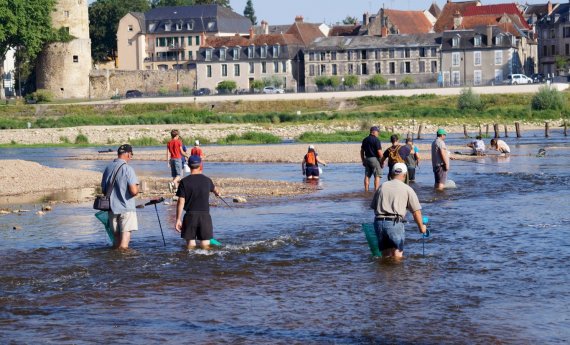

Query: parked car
[504,74,533,85]
[125,90,143,98]
[530,73,546,83]
[262,86,285,94]
[193,88,211,96]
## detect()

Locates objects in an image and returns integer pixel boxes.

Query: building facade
[441,26,517,86]
[537,3,570,76]
[117,5,252,71]
[2,48,16,97]
[303,34,441,91]
[35,0,92,99]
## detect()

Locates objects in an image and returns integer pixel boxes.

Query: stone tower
[36,0,92,99]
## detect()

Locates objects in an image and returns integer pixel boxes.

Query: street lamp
[170,42,180,92]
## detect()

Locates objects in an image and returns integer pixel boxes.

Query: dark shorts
[364,157,382,178]
[305,166,319,177]
[433,165,447,185]
[374,218,405,251]
[181,212,213,241]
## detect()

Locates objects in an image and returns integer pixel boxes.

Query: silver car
[262,86,285,94]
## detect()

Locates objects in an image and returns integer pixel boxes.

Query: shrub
[129,136,161,146]
[458,87,483,111]
[74,133,89,145]
[343,75,359,88]
[263,76,283,88]
[216,80,237,93]
[182,86,192,94]
[314,76,329,89]
[329,76,341,88]
[400,76,415,87]
[158,87,169,96]
[531,86,566,110]
[59,136,70,144]
[26,89,53,103]
[366,75,387,88]
[218,131,281,145]
[250,79,264,91]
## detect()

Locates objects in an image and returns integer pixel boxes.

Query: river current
[1,134,569,344]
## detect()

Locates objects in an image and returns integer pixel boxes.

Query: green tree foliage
[243,0,257,25]
[250,79,264,90]
[365,75,387,88]
[151,0,193,6]
[89,0,150,62]
[554,55,567,73]
[314,76,341,90]
[457,87,483,111]
[531,86,566,111]
[194,0,231,7]
[400,76,415,87]
[342,16,358,25]
[343,75,358,88]
[216,80,237,93]
[263,75,283,88]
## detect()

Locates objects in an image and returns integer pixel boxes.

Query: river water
[1,135,569,344]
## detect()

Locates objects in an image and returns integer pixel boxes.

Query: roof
[463,3,531,30]
[253,24,292,35]
[460,15,522,36]
[383,9,433,34]
[203,33,303,48]
[286,21,326,45]
[441,25,514,50]
[524,3,554,17]
[428,2,442,18]
[329,25,362,37]
[434,1,480,32]
[142,5,251,34]
[306,33,442,50]
[130,12,146,33]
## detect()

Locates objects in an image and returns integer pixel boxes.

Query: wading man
[166,129,189,193]
[360,126,383,191]
[431,128,450,190]
[175,156,221,250]
[101,144,139,249]
[370,163,426,258]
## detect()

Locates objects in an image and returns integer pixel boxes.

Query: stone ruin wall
[89,69,197,99]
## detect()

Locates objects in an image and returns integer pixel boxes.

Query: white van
[504,74,533,85]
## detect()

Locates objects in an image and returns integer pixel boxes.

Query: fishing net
[95,211,115,245]
[362,223,381,257]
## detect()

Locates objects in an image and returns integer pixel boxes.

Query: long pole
[154,204,166,246]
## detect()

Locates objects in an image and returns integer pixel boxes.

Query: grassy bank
[298,130,394,143]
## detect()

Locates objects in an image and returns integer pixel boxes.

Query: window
[273,45,280,58]
[361,63,368,75]
[431,47,437,57]
[361,50,368,59]
[552,45,556,55]
[73,55,78,63]
[474,70,482,85]
[282,61,287,73]
[564,27,570,38]
[474,35,481,47]
[348,64,354,74]
[176,23,182,31]
[389,49,395,58]
[274,61,279,73]
[550,29,555,39]
[452,36,460,47]
[495,51,503,65]
[375,62,381,74]
[405,62,411,73]
[195,36,200,45]
[474,51,481,66]
[64,10,70,18]
[309,65,315,76]
[205,49,212,61]
[248,46,254,59]
[187,21,194,30]
[543,45,548,57]
[262,62,267,73]
[320,64,326,75]
[234,64,240,77]
[495,35,502,45]
[494,69,502,83]
[149,23,156,31]
[399,49,405,58]
[260,45,267,58]
[405,48,411,58]
[374,50,380,59]
[221,64,228,77]
[188,37,193,46]
[419,48,426,57]
[233,48,239,60]
[566,44,569,56]
[419,61,425,73]
[249,62,254,73]
[452,71,460,86]
[320,52,326,61]
[331,52,337,60]
[219,48,226,61]
[188,51,193,60]
[207,22,215,30]
[452,52,460,67]
[332,64,338,75]
[389,62,395,74]
[207,65,212,78]
[165,23,171,31]
[309,52,315,61]
[431,61,437,73]
[348,51,353,61]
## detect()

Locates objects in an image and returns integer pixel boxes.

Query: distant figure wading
[360,126,383,191]
[302,145,327,180]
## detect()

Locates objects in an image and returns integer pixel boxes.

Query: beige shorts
[110,211,138,234]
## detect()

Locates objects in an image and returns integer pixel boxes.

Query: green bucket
[362,223,381,257]
[95,211,115,245]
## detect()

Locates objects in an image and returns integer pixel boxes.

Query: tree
[89,0,150,62]
[216,80,237,94]
[365,75,387,89]
[342,16,358,25]
[343,75,358,88]
[194,0,231,8]
[554,55,568,74]
[243,0,257,25]
[151,0,230,7]
[400,76,415,87]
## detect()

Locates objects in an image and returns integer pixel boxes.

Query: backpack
[305,152,317,166]
[388,145,405,164]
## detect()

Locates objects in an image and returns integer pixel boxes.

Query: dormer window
[233,47,240,60]
[207,22,215,30]
[176,23,182,31]
[495,35,502,45]
[187,21,194,30]
[260,45,267,58]
[149,23,156,31]
[248,45,254,59]
[272,45,280,58]
[205,49,212,61]
[452,35,460,48]
[474,35,481,47]
[219,48,226,61]
[164,23,171,31]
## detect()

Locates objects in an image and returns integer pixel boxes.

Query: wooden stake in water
[545,121,550,138]
[515,122,522,138]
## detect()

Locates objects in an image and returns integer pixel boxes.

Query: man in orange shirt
[166,130,189,193]
[190,140,205,170]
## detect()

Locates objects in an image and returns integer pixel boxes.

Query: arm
[166,147,170,166]
[415,151,420,166]
[128,183,139,197]
[212,186,221,197]
[301,160,306,175]
[379,149,387,168]
[175,196,185,233]
[317,157,327,166]
[440,148,449,170]
[360,148,366,167]
[412,209,427,234]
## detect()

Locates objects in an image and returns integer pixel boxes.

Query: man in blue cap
[360,126,383,191]
[431,128,450,190]
[175,155,220,250]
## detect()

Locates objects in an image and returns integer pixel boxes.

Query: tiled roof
[429,2,442,18]
[434,1,480,32]
[286,22,326,45]
[204,34,303,48]
[383,9,433,34]
[306,33,441,50]
[329,25,362,37]
[461,16,521,36]
[463,3,530,29]
[441,25,514,50]
[253,24,292,35]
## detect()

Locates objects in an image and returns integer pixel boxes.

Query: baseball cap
[195,140,200,146]
[437,128,447,135]
[370,126,379,132]
[189,155,202,165]
[308,144,315,150]
[117,144,133,155]
[392,163,408,175]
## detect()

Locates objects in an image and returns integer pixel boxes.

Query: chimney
[363,12,369,25]
[453,10,463,29]
[200,32,207,47]
[547,0,553,14]
[295,15,304,23]
[487,25,493,46]
[381,25,388,37]
[261,20,269,34]
[249,26,255,39]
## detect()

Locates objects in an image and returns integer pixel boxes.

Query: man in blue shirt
[101,144,139,249]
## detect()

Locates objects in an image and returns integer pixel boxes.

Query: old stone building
[36,0,92,99]
[537,2,570,76]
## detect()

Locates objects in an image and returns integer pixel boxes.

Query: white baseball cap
[392,163,408,175]
[195,140,200,146]
[308,144,315,150]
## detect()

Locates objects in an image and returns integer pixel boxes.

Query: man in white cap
[370,162,426,258]
[190,139,205,170]
[301,144,327,180]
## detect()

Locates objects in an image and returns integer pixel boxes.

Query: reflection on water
[1,140,569,344]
